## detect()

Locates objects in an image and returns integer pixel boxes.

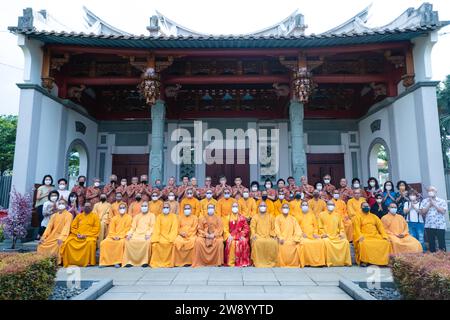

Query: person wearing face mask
[61,202,100,267]
[394,181,409,218]
[35,175,54,239]
[99,202,132,268]
[420,186,448,253]
[149,190,164,217]
[300,176,314,201]
[364,177,382,207]
[153,179,163,191]
[223,202,251,267]
[382,181,396,207]
[249,181,262,200]
[274,203,304,267]
[215,175,231,199]
[286,176,300,195]
[192,203,224,267]
[296,201,326,267]
[93,193,112,247]
[190,177,200,199]
[57,178,70,201]
[231,176,246,199]
[264,179,277,201]
[317,201,352,267]
[200,188,217,217]
[370,194,388,219]
[67,192,80,218]
[353,202,391,267]
[381,203,422,255]
[308,189,327,218]
[256,190,276,217]
[403,190,425,250]
[197,176,213,200]
[347,189,367,220]
[128,193,144,217]
[240,188,257,220]
[40,190,60,237]
[115,178,128,204]
[277,179,290,199]
[216,187,238,218]
[162,176,178,200]
[173,204,199,267]
[126,177,140,206]
[110,192,124,219]
[314,182,328,201]
[102,174,118,204]
[250,203,278,267]
[122,201,155,267]
[322,174,336,201]
[332,190,353,242]
[138,174,152,202]
[179,187,201,217]
[86,178,102,205]
[71,175,87,207]
[350,178,368,199]
[337,178,352,202]
[274,189,289,217]
[150,202,179,268]
[167,191,179,215]
[37,199,73,265]
[289,191,304,217]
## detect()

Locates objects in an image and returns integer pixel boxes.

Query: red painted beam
[313,74,388,83]
[66,77,141,86]
[163,75,289,85]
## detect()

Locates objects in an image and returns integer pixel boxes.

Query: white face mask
[119,208,126,214]
[231,207,239,213]
[50,196,58,202]
[369,181,376,187]
[58,184,66,190]
[428,191,436,198]
[44,179,52,186]
[327,205,335,211]
[265,184,271,189]
[282,208,289,214]
[333,194,340,200]
[259,206,267,213]
[70,197,77,202]
[251,186,258,192]
[389,208,397,214]
[316,185,323,191]
[121,182,127,186]
[376,198,383,203]
[151,196,159,201]
[353,183,360,188]
[168,195,175,201]
[385,185,392,191]
[94,182,100,187]
[301,206,309,213]
[324,179,330,184]
[409,195,417,201]
[278,195,285,200]
[57,204,66,210]
[224,194,231,199]
[207,208,215,216]
[206,193,213,199]
[243,192,249,199]
[141,206,148,213]
[163,208,170,215]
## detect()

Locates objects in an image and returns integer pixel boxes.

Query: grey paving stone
[112,280,138,286]
[172,280,208,285]
[97,292,144,300]
[141,273,177,281]
[244,281,280,286]
[307,273,343,282]
[274,273,314,281]
[187,285,265,293]
[279,281,317,286]
[242,273,277,281]
[307,293,353,300]
[225,293,310,300]
[140,293,225,300]
[135,280,173,286]
[263,285,345,294]
[208,281,244,286]
[109,285,188,293]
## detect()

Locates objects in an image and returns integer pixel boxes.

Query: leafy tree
[0,115,17,175]
[437,75,450,169]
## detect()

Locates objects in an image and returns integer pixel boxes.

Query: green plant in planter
[0,223,4,242]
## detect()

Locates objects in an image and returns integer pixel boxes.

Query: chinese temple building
[8,3,449,202]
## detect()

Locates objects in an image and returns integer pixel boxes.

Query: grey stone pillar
[289,100,307,183]
[150,99,166,184]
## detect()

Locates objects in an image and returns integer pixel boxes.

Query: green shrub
[0,224,4,242]
[0,252,58,300]
[390,252,450,300]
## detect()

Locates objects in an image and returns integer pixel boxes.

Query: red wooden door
[112,154,149,182]
[205,149,250,186]
[307,153,345,187]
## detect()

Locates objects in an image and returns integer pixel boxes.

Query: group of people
[36,173,447,269]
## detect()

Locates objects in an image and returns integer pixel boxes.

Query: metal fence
[0,175,12,209]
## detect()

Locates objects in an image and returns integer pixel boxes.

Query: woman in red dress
[223,202,251,267]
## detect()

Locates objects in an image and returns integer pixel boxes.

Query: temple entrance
[205,149,250,186]
[307,153,345,186]
[112,154,149,182]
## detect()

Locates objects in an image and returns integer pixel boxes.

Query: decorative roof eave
[244,9,307,36]
[150,10,209,37]
[83,6,132,36]
[320,4,371,35]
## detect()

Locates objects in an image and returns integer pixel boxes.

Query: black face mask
[79,181,85,187]
[136,197,142,201]
[100,198,107,203]
[295,194,302,200]
[111,180,117,184]
[141,181,147,185]
[262,195,268,201]
[362,207,370,213]
[313,194,319,199]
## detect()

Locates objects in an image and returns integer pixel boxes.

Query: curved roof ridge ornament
[148,10,209,37]
[319,4,372,35]
[245,9,307,36]
[83,6,132,36]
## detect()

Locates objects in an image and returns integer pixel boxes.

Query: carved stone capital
[401,73,415,87]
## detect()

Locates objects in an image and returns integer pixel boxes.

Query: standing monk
[332,190,353,242]
[85,178,102,206]
[93,193,112,247]
[231,176,246,199]
[300,176,314,200]
[126,177,140,206]
[149,190,164,217]
[110,192,124,219]
[179,187,201,216]
[138,174,152,202]
[274,189,289,217]
[347,189,366,220]
[99,202,132,267]
[61,202,100,267]
[250,202,278,267]
[197,176,213,200]
[381,203,422,255]
[353,202,391,266]
[215,175,231,199]
[115,179,128,204]
[173,204,198,267]
[177,176,190,200]
[150,203,179,268]
[162,176,178,200]
[274,204,303,267]
[223,202,250,267]
[103,174,118,204]
[200,188,217,217]
[122,202,155,267]
[318,201,352,267]
[338,178,353,203]
[241,188,257,220]
[308,190,327,218]
[192,203,224,267]
[37,199,73,265]
[167,191,179,215]
[216,188,236,218]
[322,174,336,201]
[128,193,144,217]
[71,176,87,207]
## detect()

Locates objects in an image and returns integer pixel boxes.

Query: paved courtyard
[56,265,393,300]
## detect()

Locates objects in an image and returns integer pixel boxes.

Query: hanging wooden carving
[138,67,160,106]
[292,67,314,103]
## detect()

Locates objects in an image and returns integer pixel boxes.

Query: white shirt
[404,201,424,224]
[41,200,56,228]
[420,197,448,230]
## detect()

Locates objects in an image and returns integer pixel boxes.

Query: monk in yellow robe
[93,194,111,247]
[109,192,125,219]
[347,189,366,220]
[61,202,100,267]
[179,187,201,216]
[216,188,236,218]
[250,202,278,267]
[199,188,217,217]
[289,192,304,217]
[192,203,224,267]
[167,191,179,214]
[128,193,144,217]
[241,188,257,219]
[297,201,326,267]
[173,204,199,266]
[308,190,327,218]
[99,202,132,267]
[353,202,391,266]
[256,190,276,217]
[273,190,289,217]
[274,204,303,267]
[150,202,179,268]
[318,201,352,267]
[332,190,353,242]
[37,199,73,264]
[149,190,164,217]
[122,202,156,267]
[381,203,422,255]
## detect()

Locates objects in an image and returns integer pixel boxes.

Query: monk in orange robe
[199,188,217,217]
[162,176,178,200]
[308,190,327,218]
[110,192,124,220]
[115,179,128,204]
[300,176,314,200]
[273,189,289,217]
[103,174,118,204]
[338,178,353,203]
[274,203,303,267]
[126,177,140,205]
[347,189,366,220]
[215,175,232,199]
[322,174,336,201]
[241,188,257,220]
[85,178,101,206]
[149,189,164,217]
[216,188,236,218]
[231,176,246,200]
[179,187,201,216]
[173,204,199,266]
[137,174,152,202]
[332,190,353,242]
[256,190,276,217]
[150,202,178,268]
[71,176,87,207]
[128,193,144,217]
[167,191,179,215]
[192,203,224,267]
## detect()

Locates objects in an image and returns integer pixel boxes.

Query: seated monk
[179,187,201,216]
[93,193,111,247]
[297,201,326,267]
[223,201,251,267]
[318,201,352,267]
[274,203,304,267]
[381,203,422,255]
[122,201,155,267]
[199,188,217,217]
[192,203,224,267]
[37,199,73,265]
[128,193,144,217]
[99,202,132,267]
[308,190,327,218]
[110,192,124,219]
[250,202,278,267]
[61,202,100,267]
[173,204,199,267]
[332,190,353,242]
[149,190,164,217]
[353,202,392,266]
[150,202,179,268]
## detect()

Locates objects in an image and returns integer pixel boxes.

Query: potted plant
[1,188,32,250]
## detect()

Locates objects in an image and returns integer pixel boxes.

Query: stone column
[289,100,307,183]
[150,100,166,184]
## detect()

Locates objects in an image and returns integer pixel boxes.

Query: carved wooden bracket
[50,53,70,71]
